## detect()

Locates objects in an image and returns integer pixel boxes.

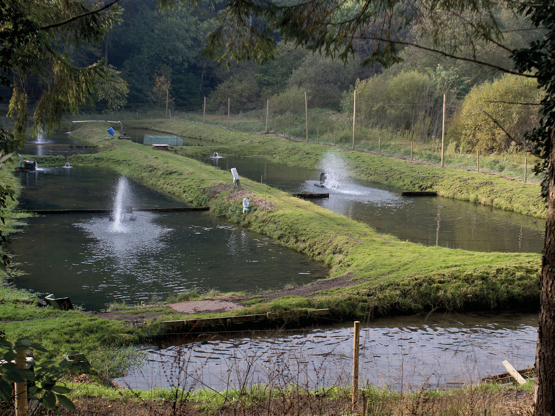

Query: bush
[457,74,543,152]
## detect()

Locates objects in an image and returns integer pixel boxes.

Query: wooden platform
[292,193,329,199]
[401,191,438,197]
[481,367,535,384]
[19,207,210,214]
[163,309,331,333]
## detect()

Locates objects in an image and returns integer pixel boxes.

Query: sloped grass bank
[124,119,546,218]
[60,124,541,320]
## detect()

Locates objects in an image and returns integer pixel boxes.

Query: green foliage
[287,54,362,110]
[166,288,201,303]
[0,339,88,411]
[95,67,129,112]
[512,4,555,199]
[349,71,437,139]
[88,346,146,378]
[456,74,542,152]
[2,0,121,144]
[208,73,260,113]
[269,86,307,115]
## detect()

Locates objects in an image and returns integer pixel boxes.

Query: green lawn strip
[121,119,546,218]
[59,124,541,319]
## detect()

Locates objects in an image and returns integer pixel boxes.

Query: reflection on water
[117,312,537,391]
[198,154,544,253]
[22,130,96,156]
[11,167,327,310]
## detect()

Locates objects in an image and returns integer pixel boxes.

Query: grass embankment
[45,122,542,323]
[124,119,546,218]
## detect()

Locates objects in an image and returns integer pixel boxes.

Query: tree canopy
[1,0,121,145]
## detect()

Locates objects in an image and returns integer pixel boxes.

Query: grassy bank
[123,119,546,218]
[50,123,542,322]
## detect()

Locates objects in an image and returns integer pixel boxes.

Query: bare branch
[353,35,537,78]
[40,0,123,31]
[484,100,542,105]
[482,110,517,142]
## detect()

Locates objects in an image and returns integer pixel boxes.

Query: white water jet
[36,126,45,143]
[111,176,131,233]
[319,150,353,189]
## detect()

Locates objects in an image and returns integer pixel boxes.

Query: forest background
[0,0,545,158]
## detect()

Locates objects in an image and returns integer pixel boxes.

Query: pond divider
[401,191,438,197]
[162,308,331,333]
[18,207,210,214]
[292,193,329,199]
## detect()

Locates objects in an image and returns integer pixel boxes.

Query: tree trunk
[535,127,555,415]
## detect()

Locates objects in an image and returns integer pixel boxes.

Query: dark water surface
[200,153,544,253]
[117,311,537,391]
[22,130,96,156]
[11,167,327,310]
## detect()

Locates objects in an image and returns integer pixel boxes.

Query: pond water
[10,167,327,310]
[21,130,96,156]
[199,154,544,253]
[117,311,537,392]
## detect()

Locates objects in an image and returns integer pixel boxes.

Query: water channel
[199,153,544,253]
[117,311,537,391]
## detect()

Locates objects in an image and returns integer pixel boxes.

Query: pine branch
[40,0,124,31]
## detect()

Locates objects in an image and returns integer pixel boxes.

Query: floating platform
[292,193,329,199]
[162,309,330,333]
[401,191,437,197]
[19,207,210,214]
[481,367,535,384]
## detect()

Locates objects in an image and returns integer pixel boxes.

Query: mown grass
[58,123,541,321]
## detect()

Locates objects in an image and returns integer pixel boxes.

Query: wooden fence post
[378,137,381,155]
[441,93,446,167]
[14,344,27,416]
[352,321,361,410]
[203,97,206,124]
[524,156,527,183]
[477,149,480,172]
[352,90,357,150]
[411,141,413,161]
[305,91,308,143]
[227,98,230,129]
[266,99,269,132]
[334,131,336,145]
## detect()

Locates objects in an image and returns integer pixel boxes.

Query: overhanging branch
[40,0,123,31]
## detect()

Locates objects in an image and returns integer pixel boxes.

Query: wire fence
[55,93,542,184]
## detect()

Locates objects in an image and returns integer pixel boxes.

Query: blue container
[107,127,115,136]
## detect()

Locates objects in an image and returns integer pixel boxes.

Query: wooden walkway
[163,309,331,333]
